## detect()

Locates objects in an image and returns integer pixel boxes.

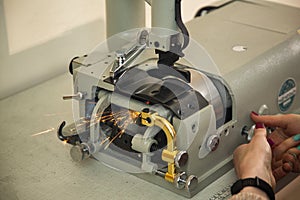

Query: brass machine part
[140,111,178,183]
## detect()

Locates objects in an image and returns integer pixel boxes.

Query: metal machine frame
[58,0,300,198]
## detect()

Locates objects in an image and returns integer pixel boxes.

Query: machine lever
[57,121,82,145]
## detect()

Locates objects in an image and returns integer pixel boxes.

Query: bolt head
[207,135,220,152]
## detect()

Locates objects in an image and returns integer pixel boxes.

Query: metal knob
[241,105,268,142]
[185,175,198,191]
[242,125,255,142]
[258,104,269,115]
[70,144,89,162]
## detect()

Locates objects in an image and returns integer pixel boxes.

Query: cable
[175,0,190,50]
[156,0,189,66]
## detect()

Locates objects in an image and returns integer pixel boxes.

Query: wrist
[238,164,274,189]
[240,186,269,199]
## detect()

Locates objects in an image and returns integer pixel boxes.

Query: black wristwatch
[231,176,275,200]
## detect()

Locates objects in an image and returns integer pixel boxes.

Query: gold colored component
[298,29,300,35]
[162,149,178,163]
[141,111,177,183]
[165,163,176,183]
[141,112,176,152]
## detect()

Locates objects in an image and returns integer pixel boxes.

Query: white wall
[0,0,105,99]
[4,0,104,54]
[1,0,300,99]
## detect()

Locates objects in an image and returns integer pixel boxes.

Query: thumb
[251,125,267,143]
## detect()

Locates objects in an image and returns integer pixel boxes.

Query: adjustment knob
[174,172,198,191]
[70,144,89,162]
[241,125,255,142]
[185,175,198,191]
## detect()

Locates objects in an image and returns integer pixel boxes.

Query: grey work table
[0,73,299,200]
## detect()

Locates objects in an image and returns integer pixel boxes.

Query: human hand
[233,126,276,190]
[251,113,300,139]
[271,134,300,180]
[251,113,300,180]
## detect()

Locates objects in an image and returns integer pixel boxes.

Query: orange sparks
[43,112,70,117]
[82,109,142,150]
[100,137,110,145]
[104,129,125,150]
[31,128,55,137]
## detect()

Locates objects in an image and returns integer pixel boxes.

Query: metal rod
[106,0,146,38]
[151,0,177,31]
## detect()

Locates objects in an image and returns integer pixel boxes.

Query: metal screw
[207,135,220,152]
[192,123,197,133]
[63,92,84,100]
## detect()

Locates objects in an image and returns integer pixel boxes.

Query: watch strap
[231,176,275,200]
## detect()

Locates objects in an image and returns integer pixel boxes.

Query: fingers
[273,166,288,181]
[253,127,267,138]
[267,128,289,148]
[273,134,300,161]
[250,113,300,181]
[272,147,300,180]
[251,113,288,130]
[272,158,283,169]
[250,126,271,151]
[282,147,300,172]
[282,161,294,173]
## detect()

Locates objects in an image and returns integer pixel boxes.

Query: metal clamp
[140,110,180,183]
